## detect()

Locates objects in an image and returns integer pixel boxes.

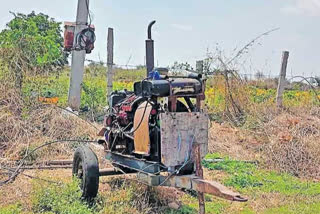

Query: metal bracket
[105,151,161,174]
[136,172,248,202]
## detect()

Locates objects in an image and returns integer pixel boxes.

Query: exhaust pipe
[146,20,156,77]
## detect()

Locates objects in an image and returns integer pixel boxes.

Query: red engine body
[111,94,141,126]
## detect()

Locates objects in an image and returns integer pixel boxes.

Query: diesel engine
[98,21,208,175]
[102,74,205,164]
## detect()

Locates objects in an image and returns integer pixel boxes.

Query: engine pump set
[98,21,207,174]
[72,21,247,207]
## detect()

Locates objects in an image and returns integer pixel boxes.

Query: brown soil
[209,122,263,161]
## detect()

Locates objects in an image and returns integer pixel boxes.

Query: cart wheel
[72,146,99,199]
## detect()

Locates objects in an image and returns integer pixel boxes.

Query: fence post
[196,60,204,74]
[107,28,114,102]
[276,51,289,108]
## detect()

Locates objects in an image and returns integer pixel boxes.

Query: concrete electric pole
[68,0,90,110]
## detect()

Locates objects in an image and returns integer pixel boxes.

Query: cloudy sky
[0,0,319,76]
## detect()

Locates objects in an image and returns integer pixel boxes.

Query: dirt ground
[0,123,251,207]
[208,122,262,161]
[1,113,319,212]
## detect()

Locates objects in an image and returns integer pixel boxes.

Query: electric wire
[0,139,97,186]
[72,0,95,52]
[124,99,150,135]
[158,159,193,186]
[3,167,61,185]
[85,0,92,26]
[159,133,196,186]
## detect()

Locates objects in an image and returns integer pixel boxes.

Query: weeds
[19,68,320,123]
[29,177,175,214]
[32,179,97,214]
[101,178,168,214]
[165,206,196,214]
[263,201,320,214]
[0,203,22,214]
[1,56,320,214]
[203,154,320,195]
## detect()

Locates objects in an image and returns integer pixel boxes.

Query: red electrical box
[64,22,75,51]
[63,22,95,52]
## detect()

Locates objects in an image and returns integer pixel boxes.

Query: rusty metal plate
[136,172,247,202]
[160,112,208,167]
[133,101,152,155]
[192,179,247,202]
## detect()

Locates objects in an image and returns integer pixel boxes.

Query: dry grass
[208,106,320,179]
[1,168,184,214]
[0,169,71,209]
[0,58,319,213]
[263,109,320,178]
[0,84,98,166]
[208,122,261,161]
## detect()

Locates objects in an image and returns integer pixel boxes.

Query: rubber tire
[72,146,99,200]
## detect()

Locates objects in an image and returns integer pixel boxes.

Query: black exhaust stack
[146,20,156,77]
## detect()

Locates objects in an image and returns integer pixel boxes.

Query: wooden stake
[196,60,204,74]
[276,51,289,108]
[107,28,114,100]
[194,144,205,214]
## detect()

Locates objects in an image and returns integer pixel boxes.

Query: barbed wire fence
[85,58,141,69]
[85,57,319,89]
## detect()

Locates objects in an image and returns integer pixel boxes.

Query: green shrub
[224,173,262,189]
[101,179,164,214]
[113,68,145,82]
[165,205,197,214]
[0,203,22,214]
[203,154,256,174]
[0,11,67,71]
[203,155,261,188]
[32,179,95,214]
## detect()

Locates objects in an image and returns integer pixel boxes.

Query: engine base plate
[105,151,162,174]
